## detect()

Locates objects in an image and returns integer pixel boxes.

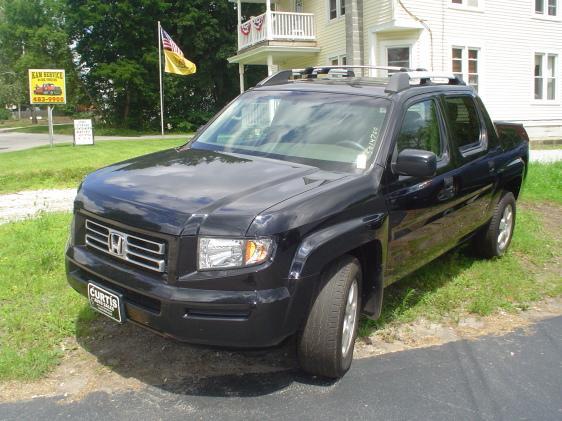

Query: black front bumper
[66,246,315,348]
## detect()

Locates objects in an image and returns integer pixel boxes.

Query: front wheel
[473,192,516,258]
[297,256,361,379]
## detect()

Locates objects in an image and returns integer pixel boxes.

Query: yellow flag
[161,27,196,76]
[164,50,196,75]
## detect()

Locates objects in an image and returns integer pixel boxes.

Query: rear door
[440,93,496,237]
[383,94,461,283]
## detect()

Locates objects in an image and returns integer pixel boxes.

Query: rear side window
[396,99,442,157]
[443,96,483,152]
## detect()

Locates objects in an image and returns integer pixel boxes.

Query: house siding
[366,0,562,138]
[235,0,561,139]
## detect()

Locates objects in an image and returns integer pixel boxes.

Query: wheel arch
[288,214,388,320]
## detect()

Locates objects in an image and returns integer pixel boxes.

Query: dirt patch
[0,319,297,403]
[522,200,562,237]
[2,297,560,404]
[355,297,562,358]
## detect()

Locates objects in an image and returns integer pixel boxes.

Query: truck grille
[85,219,166,272]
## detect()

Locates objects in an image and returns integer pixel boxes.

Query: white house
[228,0,562,141]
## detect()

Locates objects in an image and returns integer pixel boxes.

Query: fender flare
[288,213,388,319]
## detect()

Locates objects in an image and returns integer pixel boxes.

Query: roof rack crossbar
[256,66,466,91]
[257,65,410,87]
[385,71,466,93]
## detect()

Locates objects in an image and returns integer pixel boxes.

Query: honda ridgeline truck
[66,68,529,378]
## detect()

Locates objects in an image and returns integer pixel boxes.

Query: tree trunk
[31,106,37,124]
[123,90,131,126]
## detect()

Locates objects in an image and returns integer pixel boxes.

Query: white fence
[238,11,315,50]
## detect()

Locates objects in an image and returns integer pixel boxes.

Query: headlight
[198,237,274,270]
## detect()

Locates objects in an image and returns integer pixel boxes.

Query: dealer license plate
[87,282,125,323]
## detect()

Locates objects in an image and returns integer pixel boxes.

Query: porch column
[345,0,364,74]
[267,54,274,76]
[239,63,245,93]
[265,0,273,41]
[236,0,242,51]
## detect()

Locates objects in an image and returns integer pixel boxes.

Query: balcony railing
[238,11,315,51]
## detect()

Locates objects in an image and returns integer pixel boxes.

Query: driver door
[383,95,460,283]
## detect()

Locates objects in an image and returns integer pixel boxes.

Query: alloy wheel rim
[342,279,358,357]
[497,204,513,251]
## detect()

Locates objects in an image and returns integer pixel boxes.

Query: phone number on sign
[32,96,65,103]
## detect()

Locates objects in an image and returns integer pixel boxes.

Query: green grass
[0,205,559,381]
[0,138,188,193]
[531,143,562,150]
[359,207,561,336]
[9,124,192,137]
[0,213,97,380]
[0,120,38,129]
[521,162,562,204]
[0,158,560,380]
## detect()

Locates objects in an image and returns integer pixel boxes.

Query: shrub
[0,108,12,121]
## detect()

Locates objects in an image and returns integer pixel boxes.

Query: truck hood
[75,147,348,236]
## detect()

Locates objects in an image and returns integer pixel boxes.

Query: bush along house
[228,0,562,142]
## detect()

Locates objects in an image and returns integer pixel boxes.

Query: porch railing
[238,11,316,51]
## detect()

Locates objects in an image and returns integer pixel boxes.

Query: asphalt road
[0,131,187,153]
[1,316,560,421]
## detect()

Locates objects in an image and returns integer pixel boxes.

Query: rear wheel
[297,256,361,379]
[473,192,516,258]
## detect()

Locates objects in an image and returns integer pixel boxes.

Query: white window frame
[383,43,412,69]
[327,0,345,21]
[328,54,347,66]
[451,46,481,92]
[449,0,484,12]
[532,0,560,20]
[533,52,559,103]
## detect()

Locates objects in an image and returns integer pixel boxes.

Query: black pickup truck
[66,68,529,378]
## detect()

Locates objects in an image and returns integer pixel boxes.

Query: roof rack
[385,71,465,93]
[256,65,465,92]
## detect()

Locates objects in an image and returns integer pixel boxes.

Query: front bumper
[66,246,315,348]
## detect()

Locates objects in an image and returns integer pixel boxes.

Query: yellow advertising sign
[28,69,66,105]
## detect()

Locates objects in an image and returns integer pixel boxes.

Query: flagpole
[158,21,164,137]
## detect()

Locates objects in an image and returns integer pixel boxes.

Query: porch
[228,0,320,92]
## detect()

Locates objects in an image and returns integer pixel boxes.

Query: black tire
[297,255,362,379]
[473,192,516,258]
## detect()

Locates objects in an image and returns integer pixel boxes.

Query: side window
[443,96,484,152]
[396,99,442,157]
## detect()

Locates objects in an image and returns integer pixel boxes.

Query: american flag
[161,28,184,57]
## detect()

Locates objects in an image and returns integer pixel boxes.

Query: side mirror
[393,149,437,178]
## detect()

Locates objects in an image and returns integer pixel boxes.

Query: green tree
[0,0,83,118]
[65,0,265,130]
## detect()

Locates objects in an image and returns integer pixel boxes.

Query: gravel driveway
[529,148,562,163]
[0,189,76,225]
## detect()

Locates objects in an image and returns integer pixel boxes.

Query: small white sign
[74,119,94,145]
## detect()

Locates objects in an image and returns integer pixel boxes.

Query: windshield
[191,90,389,172]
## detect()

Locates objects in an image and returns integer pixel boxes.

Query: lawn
[0,213,96,380]
[0,162,560,381]
[9,124,192,137]
[520,161,562,204]
[0,138,188,194]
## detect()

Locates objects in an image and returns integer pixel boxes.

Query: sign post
[47,105,54,147]
[28,69,66,148]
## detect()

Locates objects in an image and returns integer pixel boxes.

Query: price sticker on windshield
[356,154,367,169]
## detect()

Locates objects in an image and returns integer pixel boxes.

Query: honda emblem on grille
[109,232,125,256]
